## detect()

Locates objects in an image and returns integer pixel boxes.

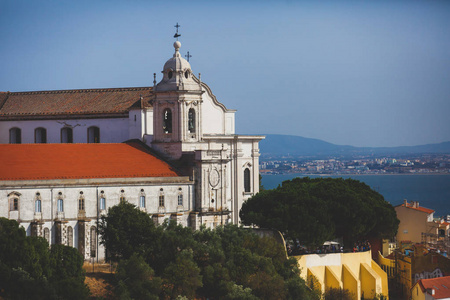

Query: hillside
[259,134,450,158]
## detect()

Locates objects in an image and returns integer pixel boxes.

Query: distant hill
[259,134,450,158]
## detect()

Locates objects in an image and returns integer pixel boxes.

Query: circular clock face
[209,169,220,187]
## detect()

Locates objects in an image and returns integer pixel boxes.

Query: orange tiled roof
[417,276,450,299]
[0,142,179,181]
[400,203,435,214]
[0,87,153,120]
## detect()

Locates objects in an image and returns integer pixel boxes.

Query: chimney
[404,199,408,206]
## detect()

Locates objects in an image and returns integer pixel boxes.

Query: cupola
[155,41,200,92]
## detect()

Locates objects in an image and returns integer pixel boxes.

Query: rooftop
[416,276,450,299]
[397,200,435,214]
[0,87,153,120]
[0,141,179,181]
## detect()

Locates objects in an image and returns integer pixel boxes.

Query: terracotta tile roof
[0,142,179,181]
[398,203,435,214]
[416,276,450,299]
[0,87,153,120]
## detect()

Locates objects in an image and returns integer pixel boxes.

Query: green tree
[0,218,89,300]
[162,249,203,299]
[240,177,399,247]
[115,253,161,300]
[98,204,319,300]
[49,244,89,300]
[98,201,161,261]
[324,288,354,300]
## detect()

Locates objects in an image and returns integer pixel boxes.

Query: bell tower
[152,41,203,160]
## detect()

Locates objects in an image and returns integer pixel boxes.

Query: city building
[395,200,436,244]
[0,40,264,260]
[296,251,389,300]
[412,276,450,300]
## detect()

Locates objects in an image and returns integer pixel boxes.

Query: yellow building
[295,251,388,299]
[378,245,450,300]
[395,200,435,244]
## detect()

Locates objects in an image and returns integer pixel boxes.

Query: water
[261,174,450,217]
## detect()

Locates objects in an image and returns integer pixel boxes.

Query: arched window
[44,228,50,244]
[78,197,85,211]
[244,168,251,193]
[67,226,73,247]
[35,127,47,143]
[188,108,196,133]
[35,192,42,213]
[61,127,73,143]
[140,195,146,208]
[90,226,96,257]
[57,198,64,212]
[159,188,165,207]
[99,193,106,210]
[163,109,172,134]
[9,128,21,144]
[87,126,100,143]
[9,196,19,211]
[35,199,41,213]
[139,189,146,208]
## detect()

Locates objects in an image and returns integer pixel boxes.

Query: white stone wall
[0,118,130,144]
[128,109,144,140]
[201,92,226,135]
[0,179,194,260]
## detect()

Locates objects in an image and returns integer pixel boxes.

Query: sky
[1,0,449,147]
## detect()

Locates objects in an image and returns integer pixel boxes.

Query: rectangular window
[57,199,64,212]
[10,198,19,211]
[178,194,183,206]
[100,197,106,210]
[35,200,41,213]
[159,195,165,207]
[140,196,146,208]
[78,198,85,211]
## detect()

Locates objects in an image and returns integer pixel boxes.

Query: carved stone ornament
[209,168,220,188]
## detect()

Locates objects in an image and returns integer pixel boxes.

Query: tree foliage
[115,254,161,300]
[99,203,319,299]
[240,177,399,247]
[0,217,89,300]
[98,201,161,262]
[324,288,354,300]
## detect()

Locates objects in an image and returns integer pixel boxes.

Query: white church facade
[0,41,263,260]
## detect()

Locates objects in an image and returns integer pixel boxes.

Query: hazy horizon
[1,0,449,147]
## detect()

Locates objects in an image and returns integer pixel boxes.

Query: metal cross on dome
[174,22,181,40]
[185,51,192,62]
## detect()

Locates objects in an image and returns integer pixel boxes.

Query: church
[0,40,263,260]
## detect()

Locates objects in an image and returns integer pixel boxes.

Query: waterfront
[261,174,450,217]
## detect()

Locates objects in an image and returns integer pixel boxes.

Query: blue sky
[1,0,449,147]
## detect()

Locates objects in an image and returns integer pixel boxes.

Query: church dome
[163,41,192,72]
[155,41,200,92]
